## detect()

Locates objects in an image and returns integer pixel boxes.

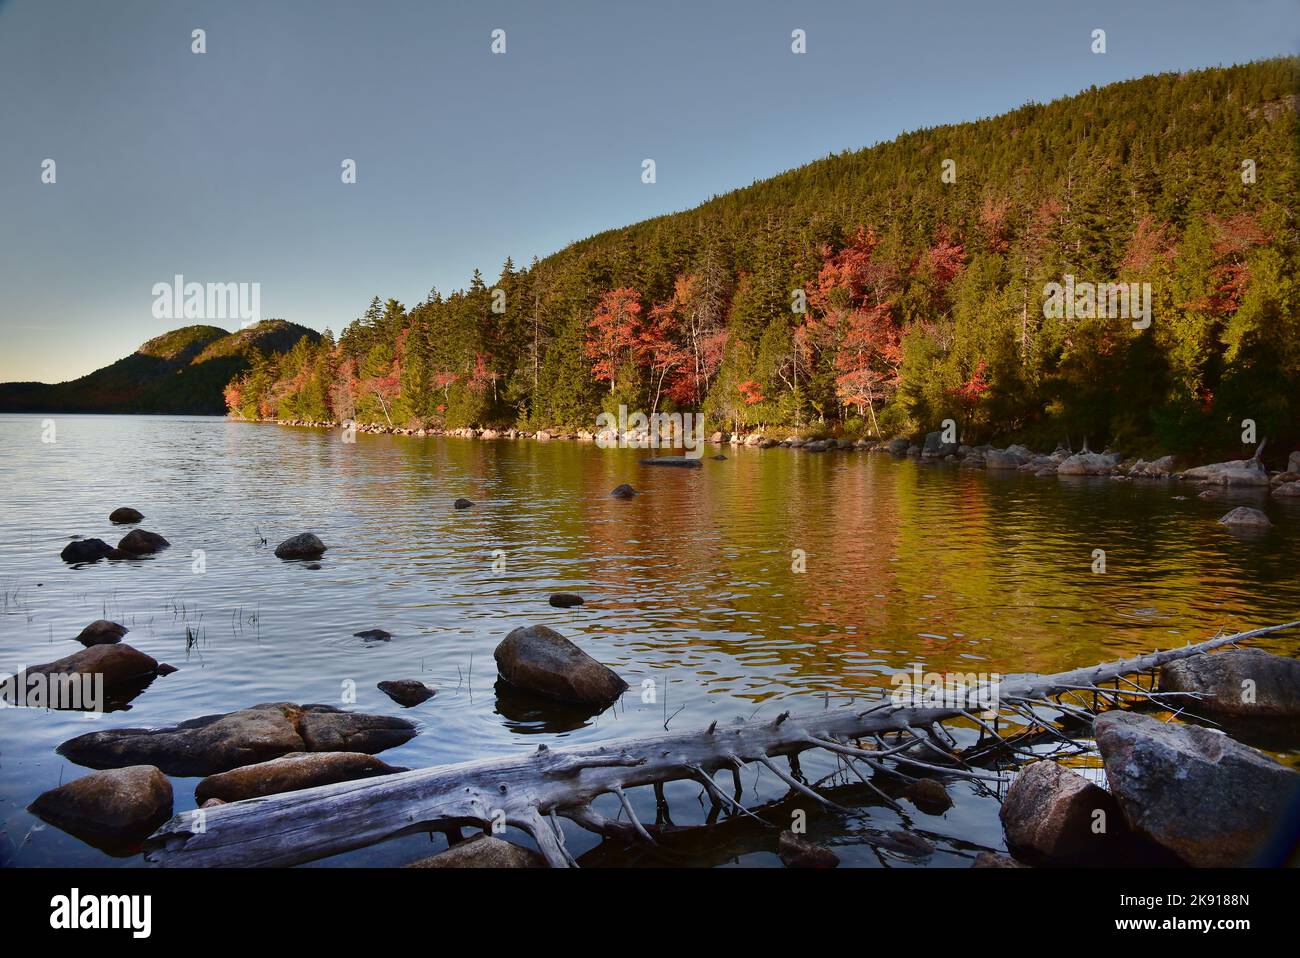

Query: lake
[2,414,1298,868]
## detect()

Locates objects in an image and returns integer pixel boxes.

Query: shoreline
[244,416,1300,496]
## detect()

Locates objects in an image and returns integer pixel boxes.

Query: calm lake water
[2,414,1298,868]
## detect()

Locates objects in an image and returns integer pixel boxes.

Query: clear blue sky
[1,0,1296,382]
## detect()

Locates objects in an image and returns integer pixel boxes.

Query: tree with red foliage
[585,288,643,394]
[949,358,990,435]
[737,380,765,405]
[638,278,693,412]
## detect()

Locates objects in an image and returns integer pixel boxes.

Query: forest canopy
[226,58,1300,457]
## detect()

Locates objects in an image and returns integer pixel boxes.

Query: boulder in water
[117,529,169,554]
[405,833,544,868]
[108,507,144,524]
[28,765,172,849]
[548,593,585,609]
[274,532,327,559]
[57,702,417,776]
[195,751,408,804]
[377,679,435,707]
[1094,709,1300,866]
[1219,506,1271,528]
[1182,457,1269,486]
[75,620,128,646]
[1160,649,1300,719]
[778,830,840,868]
[641,456,702,468]
[453,498,474,509]
[5,643,160,703]
[610,484,637,499]
[60,538,121,563]
[493,624,627,708]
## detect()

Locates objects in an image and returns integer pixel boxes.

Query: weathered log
[143,622,1297,867]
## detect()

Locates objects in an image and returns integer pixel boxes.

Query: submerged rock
[1160,649,1300,720]
[610,484,637,499]
[778,830,840,868]
[1273,481,1300,499]
[971,851,1025,868]
[57,702,417,776]
[60,538,121,563]
[1094,710,1300,867]
[354,628,392,642]
[453,498,474,509]
[274,532,327,559]
[641,456,703,468]
[116,529,169,554]
[75,620,128,646]
[195,751,408,804]
[108,507,144,524]
[28,765,172,849]
[548,593,585,609]
[1219,506,1271,528]
[493,624,627,708]
[903,777,953,814]
[377,679,435,707]
[405,833,544,868]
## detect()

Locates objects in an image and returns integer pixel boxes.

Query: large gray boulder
[985,448,1027,470]
[28,766,172,848]
[274,532,327,559]
[1057,452,1121,476]
[885,437,910,456]
[494,625,627,707]
[195,751,408,804]
[57,702,417,776]
[1160,649,1300,719]
[1094,710,1300,866]
[1289,451,1300,474]
[404,834,544,868]
[1181,457,1269,486]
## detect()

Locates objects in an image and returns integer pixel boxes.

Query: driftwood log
[144,621,1298,867]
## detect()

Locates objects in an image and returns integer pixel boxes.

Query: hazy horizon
[2,0,1297,383]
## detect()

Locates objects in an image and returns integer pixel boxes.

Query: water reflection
[1,414,1297,867]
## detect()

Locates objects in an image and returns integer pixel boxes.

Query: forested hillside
[0,321,319,414]
[227,58,1298,454]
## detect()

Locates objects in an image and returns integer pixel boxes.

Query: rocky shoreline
[253,417,1300,499]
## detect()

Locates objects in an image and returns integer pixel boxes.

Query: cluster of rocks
[60,506,170,563]
[995,649,1300,867]
[25,700,418,848]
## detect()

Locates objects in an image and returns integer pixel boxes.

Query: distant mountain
[0,320,320,414]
